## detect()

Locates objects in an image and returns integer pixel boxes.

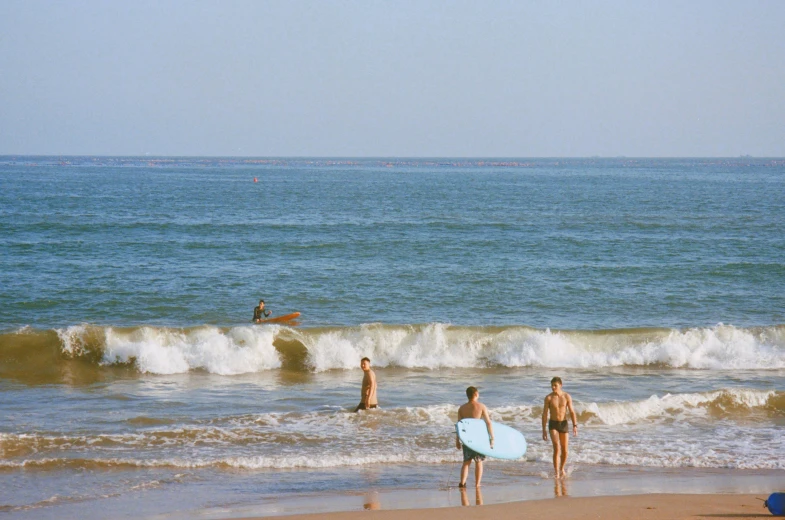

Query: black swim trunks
[549,419,569,434]
[462,444,486,462]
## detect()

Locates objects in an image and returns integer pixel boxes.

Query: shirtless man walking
[456,386,494,488]
[354,357,377,412]
[542,377,578,478]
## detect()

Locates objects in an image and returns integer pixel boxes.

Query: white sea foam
[102,326,283,374]
[559,423,785,470]
[12,325,34,335]
[300,323,785,371]
[53,323,784,373]
[5,433,784,470]
[578,388,778,426]
[56,324,92,356]
[4,391,782,471]
[0,452,458,470]
[491,325,785,369]
[53,325,284,374]
[301,323,485,371]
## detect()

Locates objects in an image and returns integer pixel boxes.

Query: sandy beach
[257,494,772,520]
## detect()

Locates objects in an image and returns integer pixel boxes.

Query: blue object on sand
[765,493,785,516]
[455,418,527,460]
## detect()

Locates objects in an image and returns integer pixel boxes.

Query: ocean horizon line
[2,154,784,160]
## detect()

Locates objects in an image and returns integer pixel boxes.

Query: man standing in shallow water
[354,357,377,412]
[542,376,578,478]
[456,386,494,488]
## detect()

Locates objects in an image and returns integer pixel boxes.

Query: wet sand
[252,494,772,520]
[180,468,781,520]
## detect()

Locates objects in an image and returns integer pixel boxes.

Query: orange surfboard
[257,312,301,324]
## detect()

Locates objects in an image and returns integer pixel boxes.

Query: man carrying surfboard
[354,357,377,412]
[252,300,271,323]
[456,386,494,488]
[542,377,578,479]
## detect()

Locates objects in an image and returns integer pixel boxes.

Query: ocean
[1,157,784,518]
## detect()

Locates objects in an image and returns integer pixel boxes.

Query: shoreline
[247,494,773,520]
[153,467,784,520]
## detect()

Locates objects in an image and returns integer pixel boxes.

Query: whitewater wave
[577,388,782,426]
[568,442,785,470]
[4,451,783,471]
[0,452,459,471]
[4,419,784,472]
[2,389,782,472]
[2,389,780,451]
[1,323,784,378]
[58,324,282,375]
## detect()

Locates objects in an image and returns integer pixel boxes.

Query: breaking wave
[1,323,784,381]
[575,388,783,425]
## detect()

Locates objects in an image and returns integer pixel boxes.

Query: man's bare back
[458,400,487,420]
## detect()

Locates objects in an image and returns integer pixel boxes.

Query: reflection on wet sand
[459,486,483,506]
[363,492,380,510]
[554,477,568,497]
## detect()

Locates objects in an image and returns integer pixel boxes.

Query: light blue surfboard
[456,418,527,460]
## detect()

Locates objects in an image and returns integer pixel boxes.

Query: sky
[1,0,783,157]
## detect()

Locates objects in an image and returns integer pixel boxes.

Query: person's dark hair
[259,299,265,304]
[466,386,478,399]
[361,357,371,364]
[551,377,562,386]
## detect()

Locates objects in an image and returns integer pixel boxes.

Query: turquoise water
[1,157,784,519]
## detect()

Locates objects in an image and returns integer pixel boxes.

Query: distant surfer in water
[456,386,494,488]
[252,299,271,323]
[354,357,377,412]
[542,377,578,478]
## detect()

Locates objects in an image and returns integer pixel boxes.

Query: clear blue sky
[1,1,783,157]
